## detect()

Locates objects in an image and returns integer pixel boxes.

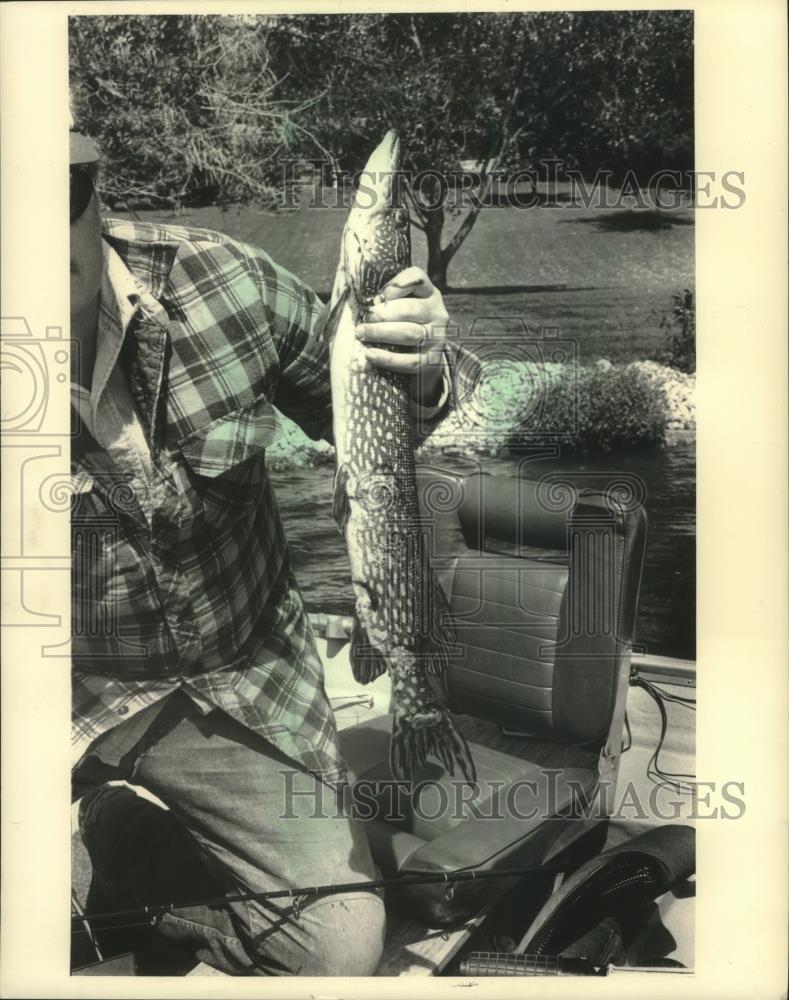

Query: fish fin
[320,285,351,348]
[332,464,351,534]
[423,564,456,676]
[349,615,388,684]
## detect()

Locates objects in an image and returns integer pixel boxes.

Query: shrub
[657,289,695,373]
[531,364,667,451]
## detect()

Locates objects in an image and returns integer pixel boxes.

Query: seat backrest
[417,466,647,748]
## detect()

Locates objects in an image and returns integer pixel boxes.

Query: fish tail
[390,712,477,788]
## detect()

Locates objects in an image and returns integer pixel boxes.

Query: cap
[69,108,99,165]
[70,131,99,165]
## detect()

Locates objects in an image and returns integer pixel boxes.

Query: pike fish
[324,131,476,787]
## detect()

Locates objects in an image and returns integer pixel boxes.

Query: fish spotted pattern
[325,131,476,786]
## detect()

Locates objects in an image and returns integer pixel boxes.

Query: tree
[263,11,693,289]
[259,13,537,288]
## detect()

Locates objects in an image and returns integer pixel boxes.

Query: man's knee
[287,891,385,976]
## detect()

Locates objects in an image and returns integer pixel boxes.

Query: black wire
[635,677,696,794]
[621,710,632,753]
[637,678,693,791]
[645,680,697,706]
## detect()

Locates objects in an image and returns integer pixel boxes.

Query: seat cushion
[445,554,567,736]
[416,470,647,749]
[338,714,599,924]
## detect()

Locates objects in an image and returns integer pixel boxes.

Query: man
[69,118,470,976]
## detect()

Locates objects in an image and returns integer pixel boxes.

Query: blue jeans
[73,691,385,975]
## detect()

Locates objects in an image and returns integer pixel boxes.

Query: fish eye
[393,207,409,229]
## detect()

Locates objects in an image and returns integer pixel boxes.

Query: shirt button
[118,705,129,716]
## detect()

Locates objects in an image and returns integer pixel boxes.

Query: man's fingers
[364,346,424,374]
[356,321,429,347]
[365,344,446,376]
[365,296,446,325]
[376,266,434,302]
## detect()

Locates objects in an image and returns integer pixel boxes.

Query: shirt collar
[101,220,180,302]
[104,241,143,331]
[71,229,174,457]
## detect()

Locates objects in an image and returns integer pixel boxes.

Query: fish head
[341,130,411,308]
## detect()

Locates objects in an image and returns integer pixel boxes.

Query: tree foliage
[70,15,312,208]
[263,12,692,176]
[266,11,692,287]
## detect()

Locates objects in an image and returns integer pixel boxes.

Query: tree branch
[409,15,424,59]
[441,84,522,267]
[403,177,430,228]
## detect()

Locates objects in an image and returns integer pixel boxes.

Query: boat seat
[337,465,648,925]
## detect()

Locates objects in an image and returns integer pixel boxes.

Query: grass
[118,194,694,367]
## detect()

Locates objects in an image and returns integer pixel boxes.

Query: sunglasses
[70,165,95,224]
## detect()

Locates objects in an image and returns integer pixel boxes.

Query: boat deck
[72,638,696,976]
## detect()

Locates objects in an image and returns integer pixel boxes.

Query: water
[269,445,695,661]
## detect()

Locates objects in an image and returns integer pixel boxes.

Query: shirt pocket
[177,396,281,524]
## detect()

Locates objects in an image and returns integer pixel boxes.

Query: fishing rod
[458,952,691,977]
[72,863,553,931]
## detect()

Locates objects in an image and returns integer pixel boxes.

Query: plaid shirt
[71,218,473,786]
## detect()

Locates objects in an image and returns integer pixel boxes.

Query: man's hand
[354,266,450,407]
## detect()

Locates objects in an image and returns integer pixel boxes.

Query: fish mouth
[365,130,400,175]
[341,130,408,306]
[359,130,400,208]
